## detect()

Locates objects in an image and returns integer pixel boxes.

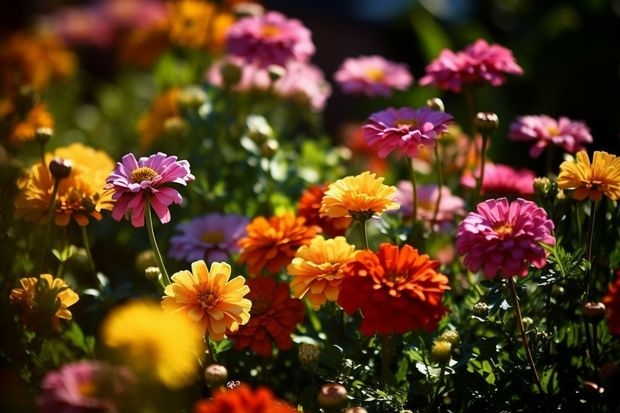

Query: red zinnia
[297,184,351,238]
[194,384,297,413]
[603,270,620,336]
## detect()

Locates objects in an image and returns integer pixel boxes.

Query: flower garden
[2,1,620,412]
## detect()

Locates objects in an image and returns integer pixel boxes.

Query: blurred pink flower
[333,55,413,97]
[105,152,194,228]
[509,115,593,158]
[226,11,315,67]
[419,39,523,92]
[461,163,535,198]
[456,197,555,278]
[362,106,453,158]
[394,182,465,223]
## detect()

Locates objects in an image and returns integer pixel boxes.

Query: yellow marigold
[15,143,115,226]
[100,299,205,389]
[320,171,399,220]
[137,88,180,150]
[9,274,79,331]
[168,0,235,51]
[557,150,620,202]
[287,235,358,310]
[162,260,252,341]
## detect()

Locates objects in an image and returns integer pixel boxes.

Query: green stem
[428,364,447,413]
[474,132,490,202]
[39,180,60,272]
[431,145,444,232]
[408,158,418,225]
[584,200,597,300]
[145,202,171,286]
[380,333,396,384]
[80,225,97,278]
[359,219,369,250]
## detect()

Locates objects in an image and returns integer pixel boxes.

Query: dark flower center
[130,167,158,183]
[197,289,219,309]
[201,231,224,245]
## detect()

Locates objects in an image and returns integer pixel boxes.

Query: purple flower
[509,115,593,158]
[225,11,315,68]
[105,152,194,228]
[456,198,555,279]
[169,212,249,263]
[362,106,453,158]
[333,55,413,97]
[37,361,135,413]
[394,182,465,223]
[419,39,523,92]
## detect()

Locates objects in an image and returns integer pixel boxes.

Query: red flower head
[194,384,297,413]
[603,270,620,336]
[297,183,351,238]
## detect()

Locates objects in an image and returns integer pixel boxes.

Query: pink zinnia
[461,163,535,198]
[169,213,249,264]
[105,152,194,228]
[509,115,593,158]
[362,106,453,158]
[456,198,555,279]
[394,182,465,222]
[333,55,413,97]
[419,39,523,92]
[225,11,315,68]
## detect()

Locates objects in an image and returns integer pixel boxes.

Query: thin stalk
[380,333,395,384]
[80,225,97,278]
[431,145,444,232]
[358,219,369,250]
[407,158,418,225]
[584,200,598,299]
[474,132,490,202]
[39,179,61,272]
[145,202,171,286]
[428,363,447,413]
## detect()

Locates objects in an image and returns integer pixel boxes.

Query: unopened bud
[204,364,228,389]
[318,383,348,411]
[163,116,188,138]
[430,340,452,364]
[426,97,445,112]
[48,158,72,180]
[144,266,161,284]
[298,342,321,371]
[178,86,208,111]
[472,302,489,318]
[220,61,243,88]
[583,302,606,323]
[233,2,265,18]
[267,65,286,83]
[439,330,461,346]
[474,112,499,135]
[261,139,279,158]
[246,115,273,144]
[35,127,53,145]
[135,250,158,273]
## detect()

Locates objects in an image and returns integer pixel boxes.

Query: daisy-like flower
[419,39,523,93]
[194,384,298,413]
[225,11,315,68]
[105,152,194,228]
[394,182,465,223]
[603,270,620,336]
[333,55,413,97]
[297,184,351,238]
[460,163,536,198]
[37,361,135,413]
[161,260,251,341]
[456,197,555,279]
[362,106,453,158]
[1,102,54,148]
[340,122,389,174]
[169,213,249,264]
[9,274,79,332]
[271,60,332,112]
[319,171,399,221]
[137,88,181,150]
[287,235,358,310]
[100,299,205,389]
[238,211,320,276]
[15,143,115,226]
[229,276,305,357]
[337,243,449,335]
[509,115,592,158]
[168,0,235,51]
[557,150,620,202]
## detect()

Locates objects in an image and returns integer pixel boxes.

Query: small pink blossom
[461,163,535,198]
[394,182,465,223]
[419,39,523,92]
[225,11,315,68]
[456,197,555,279]
[105,152,194,228]
[333,55,413,97]
[509,115,593,158]
[362,106,453,158]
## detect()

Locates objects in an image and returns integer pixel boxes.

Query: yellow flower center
[78,381,96,397]
[493,223,514,237]
[201,231,224,245]
[396,118,417,128]
[365,67,384,81]
[547,126,559,136]
[130,167,158,184]
[197,289,219,309]
[261,24,281,38]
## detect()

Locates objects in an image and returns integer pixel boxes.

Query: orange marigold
[3,102,54,148]
[162,260,252,341]
[229,276,305,357]
[287,235,358,310]
[337,243,449,336]
[169,0,235,51]
[297,183,351,237]
[238,211,320,276]
[557,150,620,202]
[138,88,181,150]
[193,384,297,413]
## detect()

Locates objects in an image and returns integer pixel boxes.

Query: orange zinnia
[168,0,235,51]
[3,102,54,147]
[287,235,358,310]
[238,211,320,276]
[162,260,252,341]
[194,384,298,413]
[138,88,181,150]
[557,150,620,202]
[320,171,399,221]
[297,183,351,237]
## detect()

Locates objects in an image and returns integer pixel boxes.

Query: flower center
[251,296,270,315]
[197,289,219,309]
[365,67,385,81]
[493,222,514,237]
[201,231,224,245]
[547,126,560,136]
[130,167,158,184]
[395,118,417,129]
[261,24,281,38]
[77,380,96,397]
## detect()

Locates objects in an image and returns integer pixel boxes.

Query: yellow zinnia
[100,299,205,389]
[319,171,399,220]
[557,150,620,202]
[162,260,252,341]
[287,236,358,310]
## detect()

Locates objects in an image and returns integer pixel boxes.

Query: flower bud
[472,302,489,318]
[204,364,228,389]
[344,408,368,413]
[144,266,161,284]
[426,97,445,112]
[439,330,461,346]
[430,340,452,365]
[298,342,321,371]
[135,250,158,273]
[232,2,265,18]
[48,158,72,181]
[220,61,243,88]
[246,115,273,144]
[35,127,53,145]
[178,86,208,111]
[261,139,279,158]
[583,301,606,323]
[474,112,499,135]
[318,383,348,411]
[163,116,188,138]
[267,65,286,83]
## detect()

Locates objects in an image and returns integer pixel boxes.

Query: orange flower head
[9,274,79,332]
[162,260,252,341]
[287,235,358,310]
[169,0,235,51]
[557,150,620,202]
[320,171,399,221]
[4,102,54,148]
[138,88,181,150]
[15,143,115,226]
[193,384,298,413]
[238,211,320,276]
[297,183,352,237]
[337,243,449,336]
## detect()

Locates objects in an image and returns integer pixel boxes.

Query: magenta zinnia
[105,152,194,228]
[456,198,555,279]
[362,106,453,158]
[333,55,413,97]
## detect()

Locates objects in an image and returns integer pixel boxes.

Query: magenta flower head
[225,11,315,68]
[394,182,465,222]
[509,115,593,158]
[37,360,135,413]
[105,152,194,228]
[169,212,249,264]
[333,55,414,97]
[419,39,523,92]
[456,198,555,279]
[362,106,453,158]
[460,163,536,198]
